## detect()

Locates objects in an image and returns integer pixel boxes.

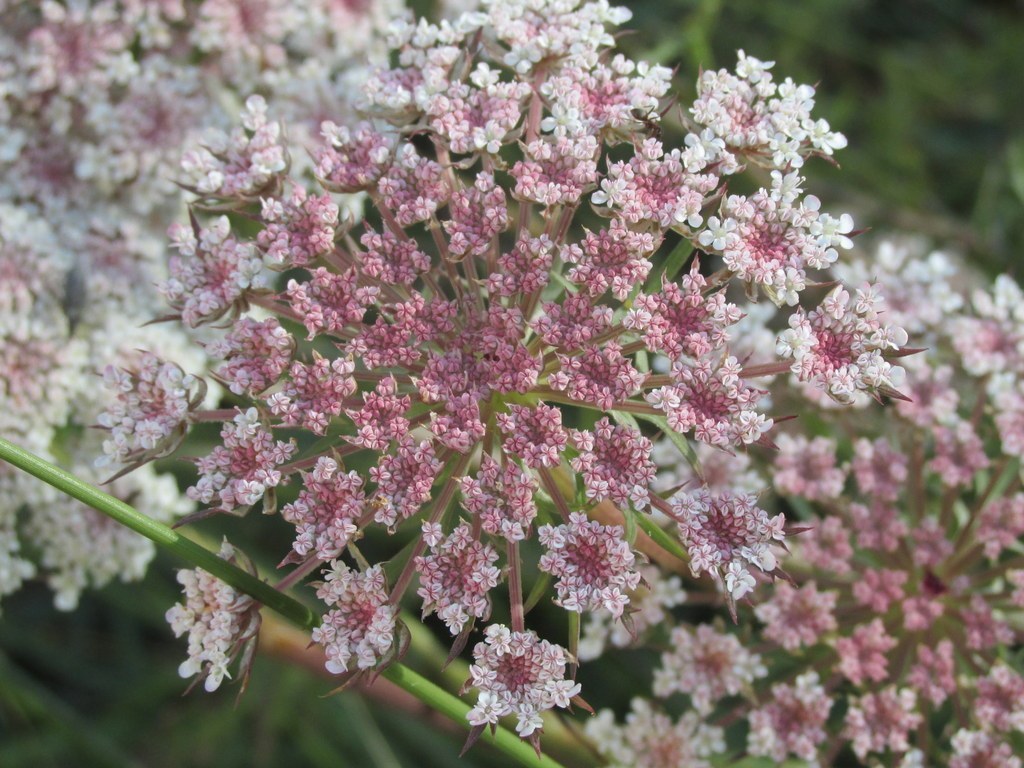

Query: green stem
[634,509,691,563]
[0,437,570,768]
[0,436,316,630]
[379,665,566,768]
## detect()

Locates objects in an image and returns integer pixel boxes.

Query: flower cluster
[587,238,1024,766]
[165,541,261,692]
[778,282,908,403]
[0,0,397,611]
[0,205,198,610]
[464,624,581,743]
[92,0,884,748]
[312,561,398,674]
[672,488,786,602]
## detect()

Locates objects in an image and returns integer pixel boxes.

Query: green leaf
[0,437,318,631]
[523,571,553,614]
[628,411,703,480]
[633,512,689,563]
[786,496,817,521]
[1009,140,1024,207]
[549,270,578,295]
[609,409,642,432]
[379,665,568,768]
[991,456,1021,501]
[635,349,650,373]
[644,237,694,293]
[621,506,638,547]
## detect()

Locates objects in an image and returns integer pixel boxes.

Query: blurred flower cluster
[94,0,916,750]
[585,239,1024,766]
[0,0,398,610]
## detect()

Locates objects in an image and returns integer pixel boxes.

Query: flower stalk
[0,435,317,631]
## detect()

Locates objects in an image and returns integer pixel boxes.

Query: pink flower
[258,186,339,268]
[532,294,613,350]
[778,283,908,401]
[653,624,766,714]
[851,568,907,613]
[953,275,1024,377]
[843,687,921,760]
[907,640,957,707]
[512,135,599,207]
[538,512,640,617]
[208,317,293,396]
[75,0,878,740]
[835,618,897,685]
[166,541,260,692]
[928,420,990,488]
[647,356,771,448]
[951,730,1022,768]
[563,219,656,300]
[772,434,847,501]
[747,673,832,763]
[550,342,647,410]
[164,216,269,327]
[378,144,450,227]
[624,261,741,358]
[593,138,712,229]
[369,437,442,531]
[848,500,907,551]
[583,701,723,768]
[569,417,655,510]
[416,522,501,634]
[962,595,1014,651]
[851,437,908,503]
[796,517,853,575]
[444,172,508,259]
[267,354,356,435]
[346,376,411,450]
[316,122,393,193]
[281,457,365,563]
[976,494,1024,560]
[179,96,286,199]
[672,488,786,599]
[466,625,581,739]
[459,456,538,542]
[486,235,555,297]
[98,354,203,468]
[312,561,396,674]
[188,408,295,512]
[495,404,568,470]
[25,1,131,97]
[754,581,837,650]
[361,228,432,286]
[286,266,378,339]
[427,78,531,155]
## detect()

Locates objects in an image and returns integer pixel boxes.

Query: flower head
[672,489,786,599]
[74,0,878,746]
[312,561,397,675]
[166,541,260,692]
[465,624,581,739]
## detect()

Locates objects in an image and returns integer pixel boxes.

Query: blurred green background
[3,1,1024,765]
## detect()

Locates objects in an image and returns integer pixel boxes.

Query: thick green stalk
[0,436,317,630]
[0,436,569,768]
[380,665,566,768]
